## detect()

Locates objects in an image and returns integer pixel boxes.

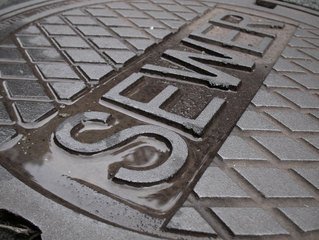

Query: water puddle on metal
[0,2,299,236]
[23,130,184,213]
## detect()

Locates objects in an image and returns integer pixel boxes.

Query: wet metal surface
[0,1,318,240]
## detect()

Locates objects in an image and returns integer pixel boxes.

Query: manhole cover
[0,0,318,239]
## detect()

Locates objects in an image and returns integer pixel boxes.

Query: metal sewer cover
[0,0,318,239]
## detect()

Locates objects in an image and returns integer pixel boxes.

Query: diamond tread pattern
[0,0,207,138]
[166,24,319,239]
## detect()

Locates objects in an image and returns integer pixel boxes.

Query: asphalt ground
[281,0,319,10]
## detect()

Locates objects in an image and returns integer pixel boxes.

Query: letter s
[54,111,188,185]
